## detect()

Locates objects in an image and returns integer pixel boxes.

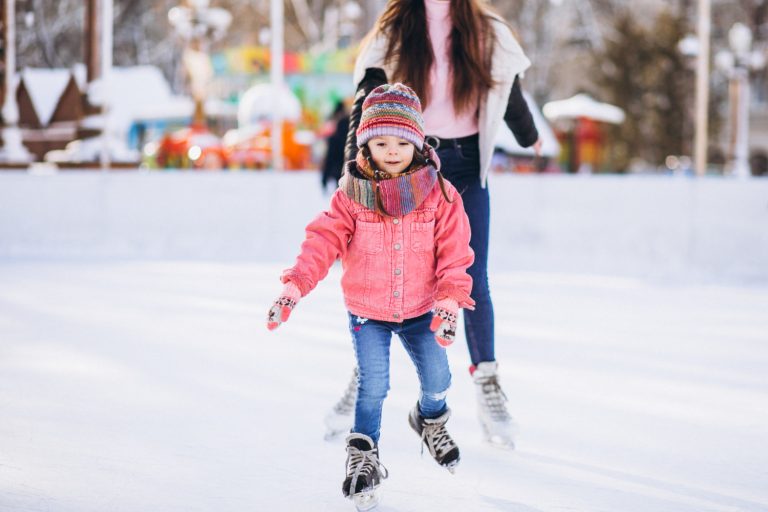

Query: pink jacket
[281,180,475,322]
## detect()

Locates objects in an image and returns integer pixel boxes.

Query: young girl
[266,83,475,508]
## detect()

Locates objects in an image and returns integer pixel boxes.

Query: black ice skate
[342,433,388,511]
[408,404,460,473]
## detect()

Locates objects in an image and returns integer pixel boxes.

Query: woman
[325,0,541,448]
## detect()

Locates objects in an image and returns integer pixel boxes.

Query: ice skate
[408,404,460,473]
[325,368,358,441]
[472,361,516,448]
[342,433,388,511]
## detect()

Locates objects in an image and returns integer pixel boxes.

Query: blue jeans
[349,312,451,444]
[435,136,495,365]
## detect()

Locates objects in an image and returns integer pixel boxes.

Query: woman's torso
[421,0,479,138]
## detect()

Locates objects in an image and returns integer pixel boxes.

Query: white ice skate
[324,368,358,440]
[473,361,516,448]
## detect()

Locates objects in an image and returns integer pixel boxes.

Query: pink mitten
[267,282,301,330]
[429,298,459,347]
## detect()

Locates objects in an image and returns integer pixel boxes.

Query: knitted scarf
[339,146,440,217]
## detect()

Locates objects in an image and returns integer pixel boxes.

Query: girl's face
[368,136,415,176]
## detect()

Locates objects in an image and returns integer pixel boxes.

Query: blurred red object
[153,124,226,170]
[223,121,313,170]
[149,121,313,170]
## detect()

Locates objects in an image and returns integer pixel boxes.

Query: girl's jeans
[349,312,451,445]
[436,136,495,366]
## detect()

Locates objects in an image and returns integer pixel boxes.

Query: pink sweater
[281,181,475,322]
[422,0,479,138]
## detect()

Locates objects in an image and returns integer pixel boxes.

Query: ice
[1,172,767,511]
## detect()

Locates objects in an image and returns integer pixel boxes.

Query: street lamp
[168,0,232,126]
[677,33,699,160]
[338,1,362,48]
[715,22,766,178]
[674,0,713,177]
[693,0,711,177]
[0,0,33,165]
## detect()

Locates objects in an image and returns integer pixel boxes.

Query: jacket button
[394,268,401,275]
[393,291,400,297]
[393,313,400,319]
[393,218,400,225]
[394,243,401,250]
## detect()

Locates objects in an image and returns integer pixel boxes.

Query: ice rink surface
[2,260,767,512]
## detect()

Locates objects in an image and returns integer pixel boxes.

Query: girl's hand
[267,282,301,330]
[430,298,459,347]
[532,138,543,157]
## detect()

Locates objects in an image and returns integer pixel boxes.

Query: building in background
[3,0,767,173]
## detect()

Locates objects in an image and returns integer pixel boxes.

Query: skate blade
[481,422,516,449]
[352,490,379,511]
[441,458,460,474]
[485,434,515,449]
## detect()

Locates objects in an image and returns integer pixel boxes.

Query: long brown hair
[373,0,497,114]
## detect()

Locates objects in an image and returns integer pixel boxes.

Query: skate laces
[478,375,511,422]
[420,422,457,461]
[347,445,389,489]
[333,369,358,415]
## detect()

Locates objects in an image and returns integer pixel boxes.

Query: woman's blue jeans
[435,136,495,366]
[349,312,451,444]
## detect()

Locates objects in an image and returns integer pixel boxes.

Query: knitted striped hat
[356,83,425,151]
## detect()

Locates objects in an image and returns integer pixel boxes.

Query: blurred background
[0,0,767,176]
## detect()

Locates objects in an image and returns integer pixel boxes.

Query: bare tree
[18,0,83,68]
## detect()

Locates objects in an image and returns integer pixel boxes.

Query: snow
[71,63,87,91]
[543,94,626,124]
[21,68,74,126]
[44,135,141,164]
[88,66,195,130]
[238,82,303,126]
[1,172,767,512]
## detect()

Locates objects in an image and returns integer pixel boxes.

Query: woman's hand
[532,138,543,157]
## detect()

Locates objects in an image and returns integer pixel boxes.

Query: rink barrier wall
[0,171,766,284]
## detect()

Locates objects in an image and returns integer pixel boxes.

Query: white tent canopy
[237,83,301,128]
[494,91,560,158]
[543,93,626,124]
